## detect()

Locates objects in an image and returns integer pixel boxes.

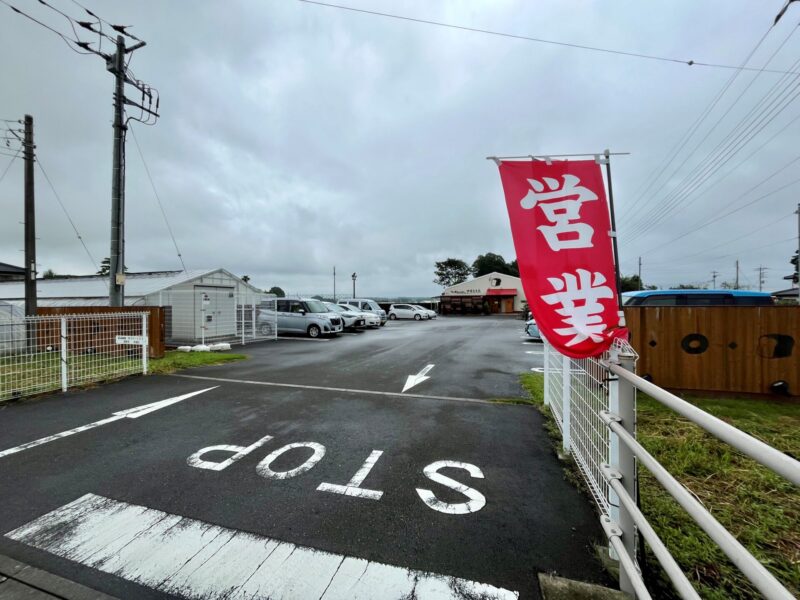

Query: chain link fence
[143,289,277,346]
[0,312,148,402]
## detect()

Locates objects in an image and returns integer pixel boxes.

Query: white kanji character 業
[520,174,598,251]
[541,269,613,346]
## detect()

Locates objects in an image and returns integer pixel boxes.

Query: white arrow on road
[0,387,217,460]
[402,364,434,393]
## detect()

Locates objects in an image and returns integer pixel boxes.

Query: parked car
[323,302,364,330]
[622,290,774,306]
[276,298,343,338]
[388,303,428,320]
[338,303,380,327]
[339,299,387,326]
[412,304,437,319]
[524,317,542,341]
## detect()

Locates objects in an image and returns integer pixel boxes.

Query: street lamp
[351,272,357,298]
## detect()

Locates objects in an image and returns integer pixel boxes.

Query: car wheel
[380,322,386,327]
[389,313,397,320]
[307,324,321,338]
[259,323,272,335]
[414,314,421,321]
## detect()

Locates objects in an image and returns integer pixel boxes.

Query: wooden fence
[625,306,800,397]
[36,307,166,359]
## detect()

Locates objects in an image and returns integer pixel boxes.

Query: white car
[338,303,380,327]
[412,304,436,319]
[388,303,428,320]
[323,302,364,330]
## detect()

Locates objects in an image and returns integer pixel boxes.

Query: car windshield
[305,300,328,313]
[325,304,345,312]
[367,302,381,311]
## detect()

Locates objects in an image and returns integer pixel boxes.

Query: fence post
[609,350,638,596]
[252,302,256,340]
[141,313,149,375]
[60,317,68,392]
[543,341,550,407]
[561,352,571,453]
[240,295,245,345]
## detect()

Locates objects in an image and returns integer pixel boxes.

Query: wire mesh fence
[142,289,277,346]
[0,312,148,402]
[543,338,638,517]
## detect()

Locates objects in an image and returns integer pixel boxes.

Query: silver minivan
[276,298,343,338]
[338,299,387,326]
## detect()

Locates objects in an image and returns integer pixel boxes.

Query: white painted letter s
[416,460,486,515]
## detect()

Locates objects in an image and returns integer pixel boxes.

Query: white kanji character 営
[541,269,613,346]
[520,174,598,251]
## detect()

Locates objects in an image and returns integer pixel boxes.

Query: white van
[338,299,387,326]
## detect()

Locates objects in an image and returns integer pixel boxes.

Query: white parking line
[6,494,519,599]
[277,336,331,342]
[172,374,496,405]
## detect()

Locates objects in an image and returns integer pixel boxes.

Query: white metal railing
[542,338,800,600]
[143,289,276,347]
[0,312,148,402]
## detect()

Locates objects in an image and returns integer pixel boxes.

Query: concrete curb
[0,554,119,600]
[538,573,629,600]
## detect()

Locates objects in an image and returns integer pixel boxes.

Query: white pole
[141,313,148,375]
[252,301,256,340]
[60,317,68,392]
[543,341,550,407]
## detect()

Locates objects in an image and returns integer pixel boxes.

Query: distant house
[773,287,800,303]
[440,272,526,314]
[0,262,25,282]
[0,268,264,343]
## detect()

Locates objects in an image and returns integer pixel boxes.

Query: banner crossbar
[486,152,630,161]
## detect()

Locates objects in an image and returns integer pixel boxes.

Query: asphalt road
[0,316,611,599]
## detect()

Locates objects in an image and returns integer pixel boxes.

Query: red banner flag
[497,159,627,358]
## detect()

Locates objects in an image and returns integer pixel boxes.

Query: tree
[471,252,516,277]
[434,258,471,288]
[42,268,57,279]
[96,257,127,276]
[267,286,285,297]
[241,275,251,283]
[619,274,656,292]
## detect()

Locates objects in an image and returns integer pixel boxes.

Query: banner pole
[603,149,625,326]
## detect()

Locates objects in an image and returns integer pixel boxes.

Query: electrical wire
[295,0,800,75]
[129,126,186,271]
[619,24,784,229]
[68,0,142,42]
[0,0,102,56]
[36,159,102,278]
[0,149,20,183]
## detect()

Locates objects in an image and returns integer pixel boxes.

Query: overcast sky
[1,0,799,296]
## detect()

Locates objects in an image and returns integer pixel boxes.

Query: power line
[296,0,800,75]
[0,0,104,56]
[623,26,800,239]
[0,148,20,183]
[129,126,187,272]
[625,75,800,243]
[619,23,785,229]
[36,159,102,278]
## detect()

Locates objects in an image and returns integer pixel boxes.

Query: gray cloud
[1,0,798,296]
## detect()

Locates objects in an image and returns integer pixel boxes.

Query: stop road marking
[187,434,487,515]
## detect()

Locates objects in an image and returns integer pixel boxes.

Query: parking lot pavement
[0,316,609,599]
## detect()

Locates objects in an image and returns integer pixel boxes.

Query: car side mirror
[299,309,306,315]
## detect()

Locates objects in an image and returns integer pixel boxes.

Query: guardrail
[0,312,148,402]
[543,338,800,599]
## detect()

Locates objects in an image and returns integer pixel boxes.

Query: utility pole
[108,35,126,307]
[333,265,336,302]
[711,270,719,289]
[796,203,800,305]
[637,256,642,290]
[735,260,740,290]
[352,272,357,298]
[755,266,766,292]
[23,115,36,317]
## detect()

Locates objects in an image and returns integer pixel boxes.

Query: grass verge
[515,372,800,599]
[147,350,247,374]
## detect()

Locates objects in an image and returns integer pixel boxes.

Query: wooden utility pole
[23,114,36,316]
